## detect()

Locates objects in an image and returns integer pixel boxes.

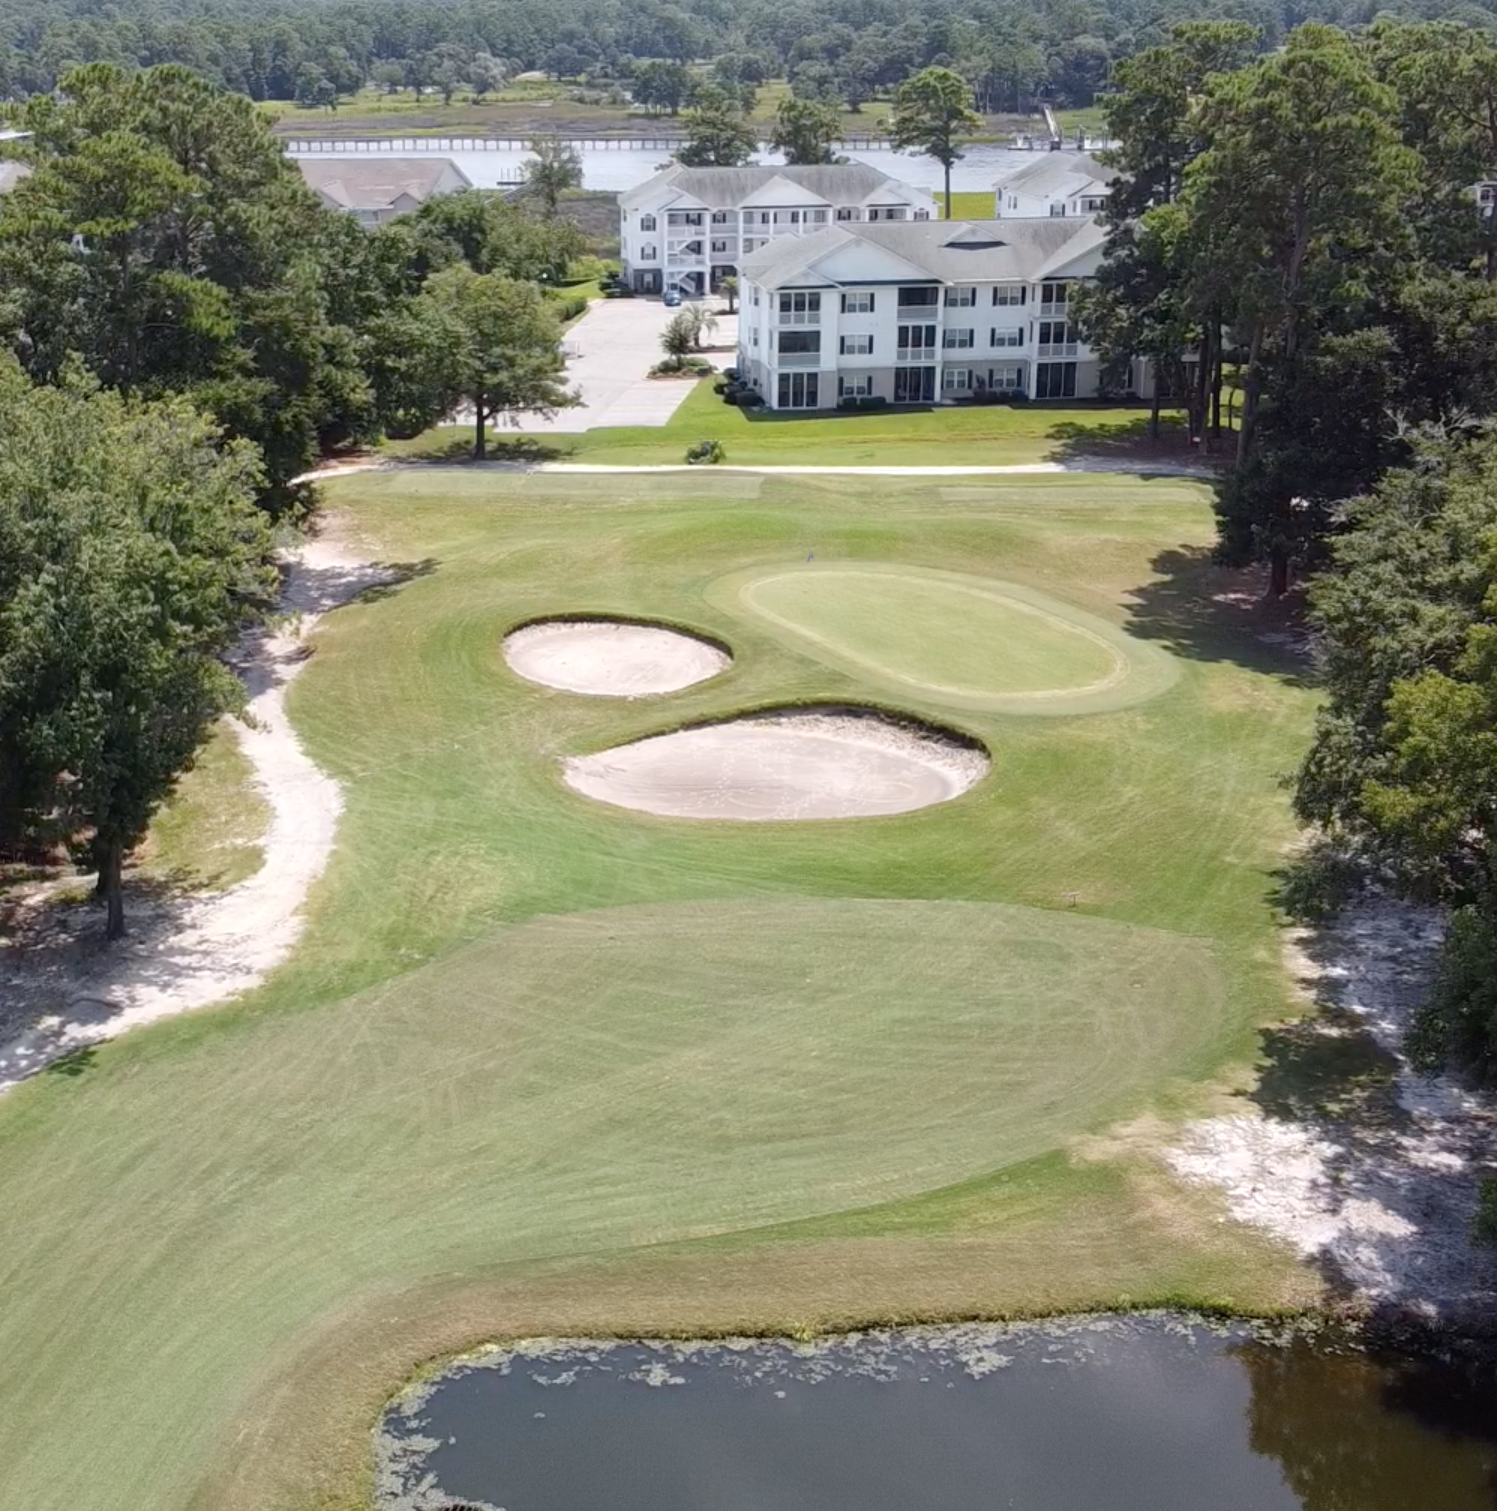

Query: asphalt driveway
[500,296,736,433]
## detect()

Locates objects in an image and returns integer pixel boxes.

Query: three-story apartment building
[619,164,937,297]
[735,217,1129,410]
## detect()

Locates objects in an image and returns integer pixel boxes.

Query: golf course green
[713,561,1180,712]
[0,468,1320,1511]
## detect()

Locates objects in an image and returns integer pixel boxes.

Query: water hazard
[378,1315,1497,1511]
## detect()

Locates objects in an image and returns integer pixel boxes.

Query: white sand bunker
[564,707,989,821]
[503,618,730,697]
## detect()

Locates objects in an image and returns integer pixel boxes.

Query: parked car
[663,286,683,307]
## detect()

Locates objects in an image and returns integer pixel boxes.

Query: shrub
[685,439,725,465]
[649,355,713,378]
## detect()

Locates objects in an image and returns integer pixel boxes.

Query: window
[640,244,657,261]
[894,366,936,403]
[1035,361,1077,399]
[751,327,760,347]
[992,284,1026,307]
[774,209,803,225]
[868,206,908,221]
[1008,195,1018,209]
[990,327,1023,348]
[809,209,828,224]
[840,334,874,356]
[897,286,939,308]
[839,374,873,398]
[1049,203,1067,217]
[777,371,820,408]
[836,206,858,221]
[711,239,730,253]
[841,292,875,314]
[943,367,973,391]
[1040,280,1072,309]
[1082,196,1107,212]
[987,365,1023,391]
[778,330,821,355]
[914,209,931,220]
[712,210,730,224]
[667,210,704,227]
[778,291,821,323]
[897,324,937,354]
[943,328,974,349]
[1038,321,1077,346]
[743,237,760,253]
[945,287,976,307]
[640,214,656,232]
[752,287,761,306]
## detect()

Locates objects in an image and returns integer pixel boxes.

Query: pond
[283,140,1040,194]
[377,1315,1497,1511]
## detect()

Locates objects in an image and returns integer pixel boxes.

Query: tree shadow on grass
[1045,411,1226,475]
[353,557,439,606]
[1123,545,1315,685]
[388,433,576,465]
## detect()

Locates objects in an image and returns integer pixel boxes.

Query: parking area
[503,296,737,433]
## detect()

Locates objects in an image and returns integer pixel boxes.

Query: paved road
[499,297,737,433]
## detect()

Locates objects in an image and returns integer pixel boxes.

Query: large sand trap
[504,618,730,697]
[563,707,989,820]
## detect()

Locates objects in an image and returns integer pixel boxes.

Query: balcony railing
[1038,302,1068,318]
[776,350,821,368]
[895,347,938,362]
[1036,342,1080,359]
[896,305,940,321]
[778,311,821,327]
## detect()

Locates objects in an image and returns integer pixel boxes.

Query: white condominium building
[735,217,1132,411]
[993,151,1114,220]
[618,163,937,297]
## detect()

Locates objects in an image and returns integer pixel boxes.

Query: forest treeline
[2,0,1497,110]
[0,63,582,933]
[1081,19,1497,1109]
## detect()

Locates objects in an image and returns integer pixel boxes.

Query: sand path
[0,531,390,1092]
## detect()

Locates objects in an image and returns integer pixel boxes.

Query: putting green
[711,562,1179,714]
[0,898,1226,1511]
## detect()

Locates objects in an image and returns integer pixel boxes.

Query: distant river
[282,138,1040,194]
[376,1315,1497,1511]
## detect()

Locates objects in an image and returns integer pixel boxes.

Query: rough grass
[383,385,1195,467]
[137,720,269,891]
[0,470,1319,1511]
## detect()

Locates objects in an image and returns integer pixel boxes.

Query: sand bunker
[504,618,731,697]
[563,707,989,820]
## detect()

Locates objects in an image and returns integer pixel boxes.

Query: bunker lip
[562,703,990,822]
[502,615,732,698]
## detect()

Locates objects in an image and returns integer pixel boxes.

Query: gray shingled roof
[994,150,1113,196]
[740,217,1106,288]
[297,157,471,210]
[620,162,914,210]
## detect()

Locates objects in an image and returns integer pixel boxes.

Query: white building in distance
[618,164,937,297]
[735,216,1131,410]
[297,157,473,225]
[993,151,1114,220]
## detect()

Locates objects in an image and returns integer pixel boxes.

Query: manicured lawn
[945,189,998,218]
[384,381,1192,467]
[0,470,1316,1511]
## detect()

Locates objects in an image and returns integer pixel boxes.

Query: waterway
[283,139,1039,194]
[377,1315,1497,1511]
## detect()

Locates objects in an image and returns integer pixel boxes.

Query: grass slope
[0,470,1318,1511]
[384,383,1193,467]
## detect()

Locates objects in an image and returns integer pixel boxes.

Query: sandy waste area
[0,529,392,1091]
[563,709,989,821]
[503,618,730,697]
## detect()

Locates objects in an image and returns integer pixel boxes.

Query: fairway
[714,561,1180,713]
[0,468,1319,1511]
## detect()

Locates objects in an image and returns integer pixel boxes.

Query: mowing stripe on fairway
[0,898,1225,1511]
